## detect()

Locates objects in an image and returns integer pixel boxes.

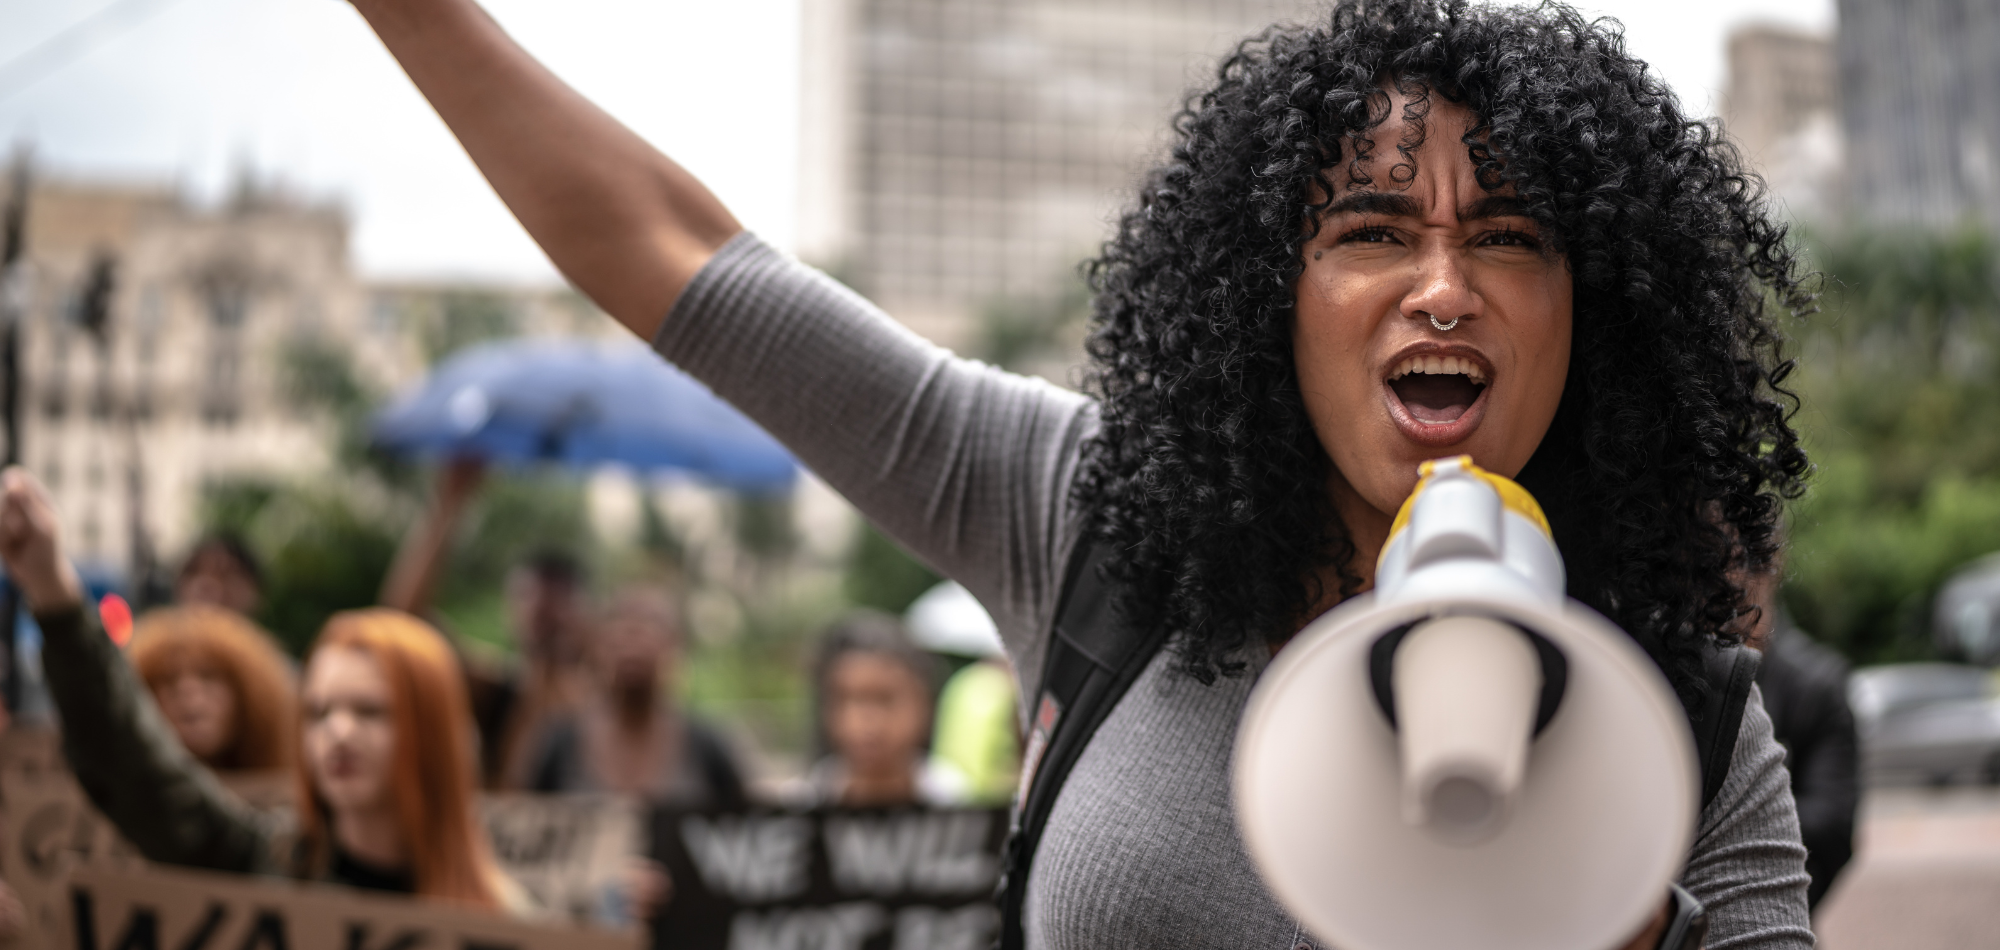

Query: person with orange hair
[127,605,298,772]
[0,469,516,909]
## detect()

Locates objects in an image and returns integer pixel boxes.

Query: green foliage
[206,339,594,655]
[419,291,520,363]
[976,273,1090,373]
[730,495,798,561]
[842,523,940,615]
[429,472,594,649]
[638,492,687,567]
[280,336,401,477]
[199,479,405,655]
[1783,227,2000,663]
[680,577,849,766]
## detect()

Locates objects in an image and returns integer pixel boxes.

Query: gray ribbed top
[655,232,1816,950]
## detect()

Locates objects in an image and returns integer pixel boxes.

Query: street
[1815,785,2000,949]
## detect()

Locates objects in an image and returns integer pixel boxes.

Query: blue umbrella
[371,337,797,490]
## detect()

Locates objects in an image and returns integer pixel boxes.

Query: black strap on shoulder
[1692,643,1762,811]
[995,536,1161,950]
[992,538,1764,948]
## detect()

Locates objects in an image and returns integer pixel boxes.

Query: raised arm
[0,469,271,873]
[349,0,741,337]
[378,457,485,614]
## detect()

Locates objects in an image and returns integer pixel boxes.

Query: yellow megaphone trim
[1383,456,1553,550]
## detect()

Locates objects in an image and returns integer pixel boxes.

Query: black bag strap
[1692,643,1762,810]
[993,537,1763,949]
[995,536,1161,950]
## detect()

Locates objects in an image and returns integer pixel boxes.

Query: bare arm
[349,0,741,337]
[378,457,485,613]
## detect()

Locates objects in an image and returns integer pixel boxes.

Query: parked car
[1850,662,2000,784]
[1936,553,2000,665]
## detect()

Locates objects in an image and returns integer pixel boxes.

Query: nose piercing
[1426,311,1460,332]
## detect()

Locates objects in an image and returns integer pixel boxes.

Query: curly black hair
[1071,0,1811,704]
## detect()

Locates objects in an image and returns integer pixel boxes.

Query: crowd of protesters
[0,463,1013,926]
[0,459,1867,932]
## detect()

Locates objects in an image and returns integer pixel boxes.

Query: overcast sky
[0,0,1832,284]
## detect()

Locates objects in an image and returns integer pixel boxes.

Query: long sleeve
[653,232,1096,683]
[1681,685,1816,948]
[35,604,276,874]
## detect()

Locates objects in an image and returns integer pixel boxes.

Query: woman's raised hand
[346,0,741,340]
[0,467,84,614]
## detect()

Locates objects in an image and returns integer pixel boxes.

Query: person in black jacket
[1746,564,1859,909]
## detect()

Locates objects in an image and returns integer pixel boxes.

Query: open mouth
[1387,355,1489,425]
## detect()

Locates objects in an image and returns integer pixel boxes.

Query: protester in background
[514,584,745,805]
[379,458,594,787]
[0,468,522,910]
[174,533,263,618]
[1745,563,1859,910]
[930,659,1019,806]
[803,613,966,807]
[905,581,1020,805]
[127,604,298,772]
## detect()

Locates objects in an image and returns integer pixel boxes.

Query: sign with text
[59,864,639,950]
[649,807,1007,950]
[0,728,64,779]
[0,770,143,949]
[481,795,639,926]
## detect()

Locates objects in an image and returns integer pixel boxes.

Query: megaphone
[1233,456,1697,950]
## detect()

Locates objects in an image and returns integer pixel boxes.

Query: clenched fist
[0,467,83,614]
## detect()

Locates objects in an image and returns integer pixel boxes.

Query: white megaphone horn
[1233,456,1698,950]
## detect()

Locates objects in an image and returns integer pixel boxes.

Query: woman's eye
[1339,226,1396,245]
[1482,228,1542,249]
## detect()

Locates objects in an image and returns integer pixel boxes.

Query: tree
[1783,228,2000,663]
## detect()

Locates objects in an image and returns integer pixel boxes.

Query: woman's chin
[317,779,389,814]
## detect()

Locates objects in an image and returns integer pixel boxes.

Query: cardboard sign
[0,768,307,949]
[60,863,639,950]
[649,807,1007,950]
[0,771,143,949]
[481,795,639,927]
[0,729,65,780]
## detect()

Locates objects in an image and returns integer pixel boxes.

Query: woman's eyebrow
[1324,192,1422,217]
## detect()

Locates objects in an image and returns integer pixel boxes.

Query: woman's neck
[332,804,407,870]
[1297,473,1396,624]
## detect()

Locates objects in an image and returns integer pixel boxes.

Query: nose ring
[1426,311,1460,332]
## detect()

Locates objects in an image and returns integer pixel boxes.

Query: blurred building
[798,0,1318,352]
[1835,0,2000,231]
[1722,25,1841,221]
[16,176,379,575]
[11,172,618,578]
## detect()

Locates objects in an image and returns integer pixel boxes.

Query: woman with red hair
[0,470,512,908]
[128,605,297,771]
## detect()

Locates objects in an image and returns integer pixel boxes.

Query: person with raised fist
[0,468,521,910]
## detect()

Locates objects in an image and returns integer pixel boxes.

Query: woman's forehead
[304,645,387,693]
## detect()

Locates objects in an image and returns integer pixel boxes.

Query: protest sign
[481,795,640,926]
[0,728,64,779]
[0,771,142,949]
[0,763,643,939]
[649,807,1007,950]
[59,863,640,950]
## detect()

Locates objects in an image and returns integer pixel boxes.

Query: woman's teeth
[1389,355,1488,385]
